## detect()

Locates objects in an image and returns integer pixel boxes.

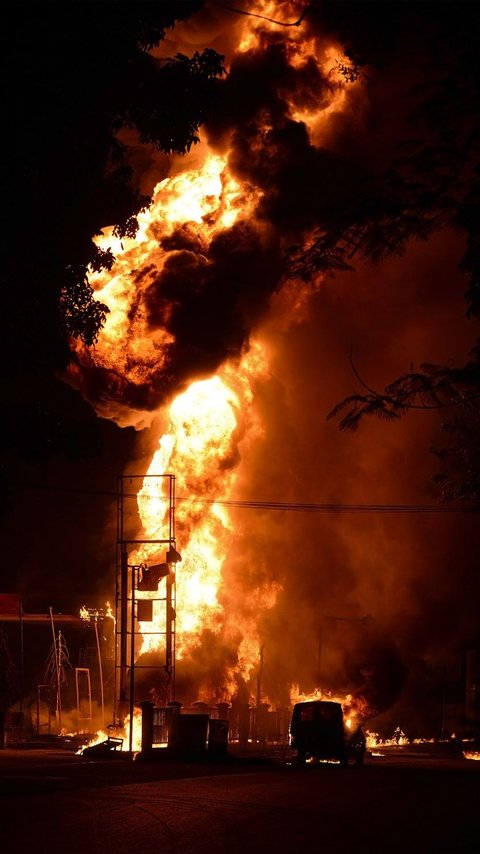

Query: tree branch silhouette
[328,354,480,433]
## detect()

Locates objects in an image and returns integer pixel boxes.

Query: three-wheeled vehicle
[289,700,366,766]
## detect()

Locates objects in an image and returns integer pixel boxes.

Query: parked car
[289,700,366,766]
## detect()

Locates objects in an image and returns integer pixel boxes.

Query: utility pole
[256,644,264,708]
[48,607,62,732]
[115,474,181,736]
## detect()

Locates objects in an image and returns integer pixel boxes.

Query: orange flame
[132,349,277,693]
[71,3,360,707]
[79,708,143,754]
[289,684,371,729]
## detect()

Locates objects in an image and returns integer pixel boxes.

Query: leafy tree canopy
[0,1,224,476]
[2,1,224,374]
[288,2,480,503]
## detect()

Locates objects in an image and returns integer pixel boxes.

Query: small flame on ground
[78,708,143,755]
[366,728,409,749]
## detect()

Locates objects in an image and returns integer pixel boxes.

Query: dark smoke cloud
[207,35,371,238]
[146,221,284,381]
[228,119,369,237]
[77,1,467,424]
[72,7,375,419]
[70,217,285,420]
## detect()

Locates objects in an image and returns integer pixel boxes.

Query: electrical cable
[16,482,480,513]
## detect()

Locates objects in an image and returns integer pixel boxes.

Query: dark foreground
[0,745,478,853]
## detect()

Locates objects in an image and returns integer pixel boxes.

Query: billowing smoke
[67,3,478,733]
[67,4,370,422]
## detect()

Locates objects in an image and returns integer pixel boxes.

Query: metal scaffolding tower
[114,474,180,747]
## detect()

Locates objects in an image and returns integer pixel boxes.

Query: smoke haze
[6,2,476,734]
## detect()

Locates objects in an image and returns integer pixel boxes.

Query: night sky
[1,1,479,735]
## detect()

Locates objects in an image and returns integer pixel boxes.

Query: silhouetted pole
[93,616,105,729]
[166,568,174,700]
[49,607,61,731]
[129,566,136,753]
[19,599,23,714]
[256,644,264,709]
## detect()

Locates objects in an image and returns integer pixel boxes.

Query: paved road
[0,747,478,853]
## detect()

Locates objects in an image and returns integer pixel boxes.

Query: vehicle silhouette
[290,700,366,767]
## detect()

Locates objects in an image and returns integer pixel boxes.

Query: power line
[16,482,480,513]
[178,498,480,514]
[211,1,311,28]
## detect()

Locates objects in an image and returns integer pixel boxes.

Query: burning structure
[2,2,479,742]
[67,2,392,727]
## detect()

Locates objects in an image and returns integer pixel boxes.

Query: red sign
[0,593,22,616]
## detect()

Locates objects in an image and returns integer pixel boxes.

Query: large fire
[133,357,272,680]
[70,1,366,722]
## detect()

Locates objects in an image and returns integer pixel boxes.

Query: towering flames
[69,2,364,708]
[69,0,480,743]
